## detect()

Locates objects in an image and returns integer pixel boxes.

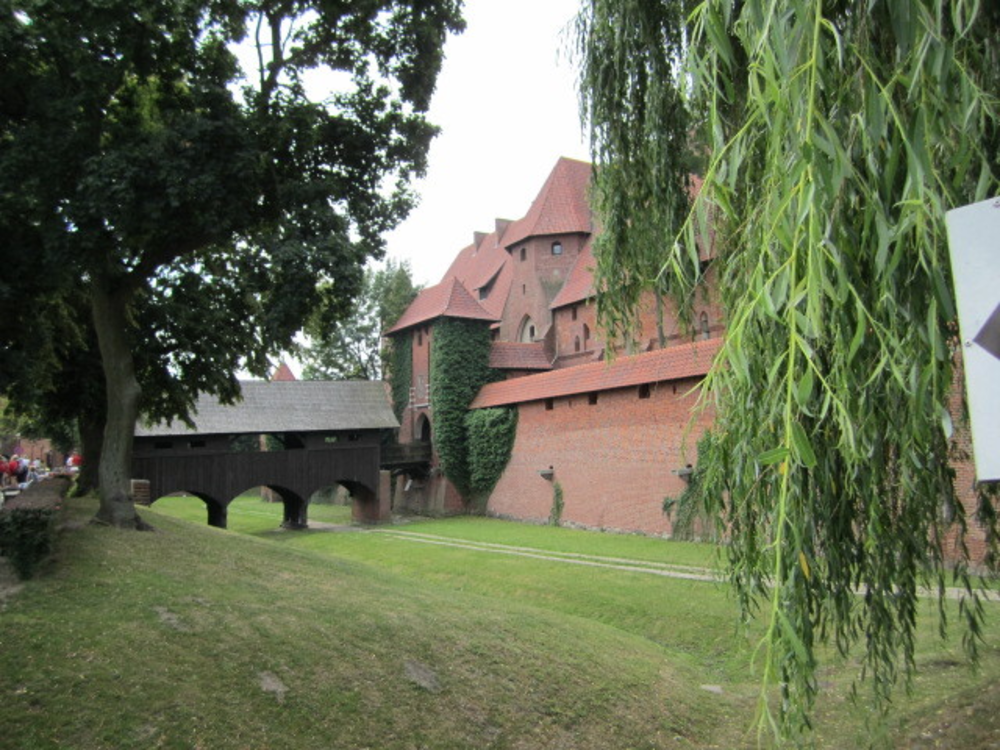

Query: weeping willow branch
[579,0,1000,741]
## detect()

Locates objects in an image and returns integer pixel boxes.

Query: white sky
[382,0,590,287]
[278,0,589,378]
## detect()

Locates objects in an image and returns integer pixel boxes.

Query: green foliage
[575,0,701,345]
[465,407,518,502]
[390,331,413,421]
[302,260,422,381]
[548,481,565,527]
[429,318,497,499]
[0,0,464,513]
[579,0,1000,740]
[0,507,58,580]
[662,433,720,543]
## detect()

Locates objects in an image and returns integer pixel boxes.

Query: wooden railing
[380,442,432,468]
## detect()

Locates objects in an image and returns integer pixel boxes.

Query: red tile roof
[489,342,553,371]
[550,238,596,309]
[270,362,297,381]
[386,277,499,334]
[470,338,722,408]
[502,157,594,248]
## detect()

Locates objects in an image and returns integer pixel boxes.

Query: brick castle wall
[487,376,714,536]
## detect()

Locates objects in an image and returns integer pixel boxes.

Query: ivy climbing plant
[429,317,497,499]
[389,331,412,422]
[466,406,518,504]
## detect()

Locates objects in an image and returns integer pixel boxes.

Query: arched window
[700,312,710,340]
[582,323,591,349]
[520,247,526,261]
[416,414,432,443]
[574,336,581,352]
[518,316,536,343]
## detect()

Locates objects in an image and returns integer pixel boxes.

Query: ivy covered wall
[389,331,412,421]
[429,317,498,500]
[466,406,518,503]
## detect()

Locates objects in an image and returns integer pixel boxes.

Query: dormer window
[551,241,563,255]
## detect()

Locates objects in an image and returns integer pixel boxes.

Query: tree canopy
[578,0,1000,740]
[0,0,463,526]
[301,259,421,381]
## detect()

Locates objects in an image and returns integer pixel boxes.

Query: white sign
[946,197,1000,482]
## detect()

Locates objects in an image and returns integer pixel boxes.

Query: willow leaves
[579,0,1000,740]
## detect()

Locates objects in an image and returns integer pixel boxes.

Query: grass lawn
[151,492,354,533]
[1,495,999,748]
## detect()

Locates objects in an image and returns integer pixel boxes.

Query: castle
[385,157,724,535]
[384,156,990,562]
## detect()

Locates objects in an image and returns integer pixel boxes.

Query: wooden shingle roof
[470,338,722,408]
[136,380,399,437]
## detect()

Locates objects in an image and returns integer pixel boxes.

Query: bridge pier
[352,470,392,524]
[205,498,228,529]
[281,501,308,530]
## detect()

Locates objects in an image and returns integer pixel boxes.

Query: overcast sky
[382,0,590,287]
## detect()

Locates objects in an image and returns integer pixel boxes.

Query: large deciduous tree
[578,0,1000,739]
[300,259,421,381]
[1,1,463,528]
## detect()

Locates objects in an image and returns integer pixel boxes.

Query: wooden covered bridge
[131,380,404,529]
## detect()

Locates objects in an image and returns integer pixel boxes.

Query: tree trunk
[90,280,147,529]
[74,407,103,496]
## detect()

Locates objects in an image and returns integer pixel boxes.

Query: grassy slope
[0,496,743,750]
[3,495,1000,748]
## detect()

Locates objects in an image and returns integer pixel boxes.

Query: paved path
[364,528,999,602]
[301,522,1000,602]
[370,529,721,582]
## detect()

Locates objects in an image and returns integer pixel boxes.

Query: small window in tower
[520,247,526,261]
[638,383,651,399]
[574,336,581,352]
[551,241,563,255]
[700,311,710,340]
[522,284,526,295]
[529,325,536,339]
[545,398,554,411]
[417,331,423,346]
[583,323,591,348]
[588,392,598,405]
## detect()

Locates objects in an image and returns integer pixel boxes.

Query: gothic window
[518,316,536,343]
